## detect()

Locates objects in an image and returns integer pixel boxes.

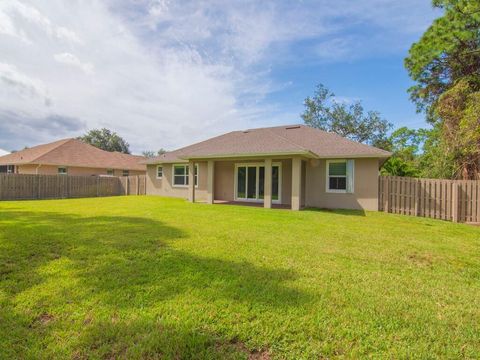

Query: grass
[0,196,479,359]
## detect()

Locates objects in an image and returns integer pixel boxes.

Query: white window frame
[326,159,354,193]
[156,165,163,179]
[106,169,114,176]
[6,165,14,174]
[172,164,198,188]
[233,162,282,203]
[58,167,68,175]
[122,170,129,177]
[326,160,347,193]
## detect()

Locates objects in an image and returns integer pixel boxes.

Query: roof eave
[0,161,145,171]
[144,151,391,164]
[180,150,318,161]
[312,153,392,159]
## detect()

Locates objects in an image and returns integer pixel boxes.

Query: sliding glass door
[235,163,281,203]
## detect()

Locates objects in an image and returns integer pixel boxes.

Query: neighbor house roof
[0,138,146,171]
[145,124,391,164]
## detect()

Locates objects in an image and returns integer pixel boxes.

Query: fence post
[67,176,70,198]
[96,176,100,197]
[414,179,420,216]
[36,175,40,199]
[384,177,390,213]
[136,176,139,195]
[452,182,460,223]
[125,176,129,196]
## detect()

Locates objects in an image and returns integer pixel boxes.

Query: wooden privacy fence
[0,174,146,201]
[119,175,146,196]
[379,176,480,223]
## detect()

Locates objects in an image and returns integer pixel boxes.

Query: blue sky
[0,0,440,153]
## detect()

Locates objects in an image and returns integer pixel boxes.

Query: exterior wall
[16,164,145,176]
[214,161,235,201]
[147,159,292,205]
[146,157,380,211]
[16,164,44,174]
[146,162,208,201]
[304,158,380,211]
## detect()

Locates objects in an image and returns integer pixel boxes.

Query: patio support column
[291,157,302,211]
[188,160,195,203]
[264,158,272,208]
[207,160,215,204]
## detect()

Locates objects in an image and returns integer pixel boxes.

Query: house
[0,138,146,176]
[144,124,391,210]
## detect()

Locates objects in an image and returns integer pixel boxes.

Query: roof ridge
[245,123,303,131]
[147,130,240,162]
[309,127,391,154]
[264,127,309,153]
[26,138,73,163]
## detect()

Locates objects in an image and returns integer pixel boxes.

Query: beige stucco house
[144,125,391,210]
[0,138,146,176]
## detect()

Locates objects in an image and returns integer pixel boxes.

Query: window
[173,164,198,187]
[156,166,163,179]
[106,169,114,176]
[122,170,129,177]
[58,167,67,175]
[0,165,12,173]
[326,160,354,193]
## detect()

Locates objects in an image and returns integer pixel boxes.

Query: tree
[78,128,130,154]
[301,84,392,149]
[142,149,167,158]
[380,127,427,177]
[405,0,480,179]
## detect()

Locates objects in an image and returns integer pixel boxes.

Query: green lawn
[0,196,479,359]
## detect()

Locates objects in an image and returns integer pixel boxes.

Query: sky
[0,0,441,154]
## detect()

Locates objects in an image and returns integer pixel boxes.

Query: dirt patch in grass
[407,252,434,267]
[33,313,55,326]
[218,338,271,360]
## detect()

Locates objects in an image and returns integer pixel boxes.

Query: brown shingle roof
[0,138,146,171]
[145,124,391,164]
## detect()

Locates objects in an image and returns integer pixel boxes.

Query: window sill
[326,189,349,194]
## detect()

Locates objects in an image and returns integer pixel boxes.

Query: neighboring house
[144,124,391,210]
[0,138,146,176]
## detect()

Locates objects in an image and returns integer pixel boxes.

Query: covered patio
[186,157,306,210]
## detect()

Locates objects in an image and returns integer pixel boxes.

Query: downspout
[35,164,42,174]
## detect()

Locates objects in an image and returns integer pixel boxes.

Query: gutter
[180,150,318,161]
[142,150,391,165]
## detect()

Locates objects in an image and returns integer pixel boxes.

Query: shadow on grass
[0,209,309,358]
[303,207,366,217]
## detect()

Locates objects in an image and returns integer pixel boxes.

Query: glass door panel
[237,166,246,199]
[258,166,265,199]
[247,166,257,199]
[272,166,279,200]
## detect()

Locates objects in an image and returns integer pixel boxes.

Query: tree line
[302,0,480,180]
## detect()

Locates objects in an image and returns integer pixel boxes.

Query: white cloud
[0,62,51,106]
[0,0,82,44]
[0,148,10,156]
[0,0,438,153]
[54,53,94,75]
